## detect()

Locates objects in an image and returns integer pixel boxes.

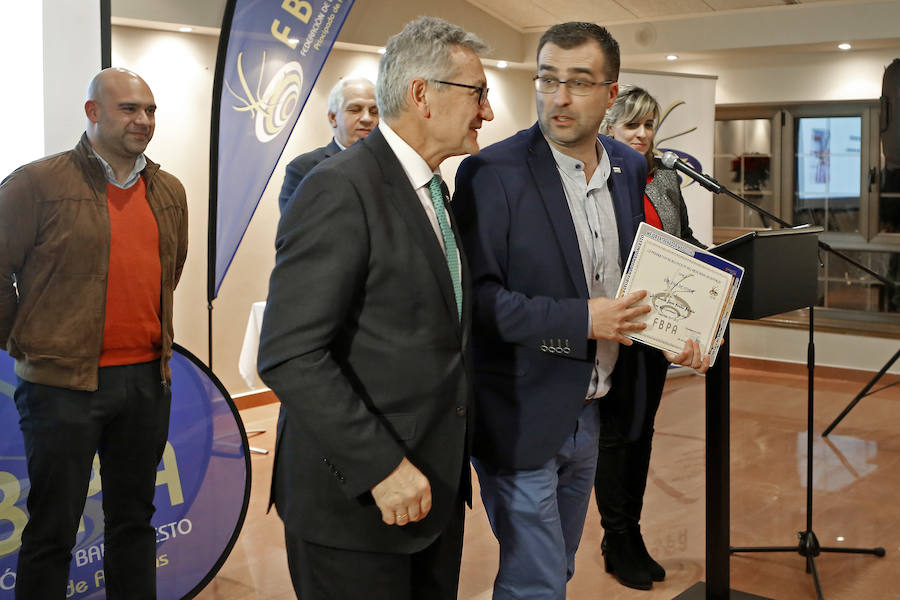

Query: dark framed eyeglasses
[533,75,615,96]
[431,80,489,106]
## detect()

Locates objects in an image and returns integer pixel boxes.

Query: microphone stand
[709,177,899,438]
[662,154,894,301]
[689,169,887,599]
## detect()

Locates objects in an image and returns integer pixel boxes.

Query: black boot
[602,530,653,590]
[631,526,665,582]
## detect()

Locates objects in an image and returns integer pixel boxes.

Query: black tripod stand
[823,348,900,437]
[670,159,888,599]
[730,305,885,599]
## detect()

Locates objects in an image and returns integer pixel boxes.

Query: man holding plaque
[453,22,708,598]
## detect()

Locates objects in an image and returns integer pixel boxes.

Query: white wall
[112,0,226,29]
[668,46,900,105]
[42,0,101,155]
[731,321,900,374]
[0,0,100,178]
[0,0,44,178]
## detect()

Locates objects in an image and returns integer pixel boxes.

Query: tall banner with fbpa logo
[209,0,356,302]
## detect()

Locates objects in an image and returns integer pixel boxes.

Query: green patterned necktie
[428,175,462,319]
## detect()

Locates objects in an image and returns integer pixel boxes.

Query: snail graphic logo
[225,51,304,143]
[651,273,695,320]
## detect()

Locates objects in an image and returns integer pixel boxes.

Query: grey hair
[326,76,375,115]
[376,16,489,120]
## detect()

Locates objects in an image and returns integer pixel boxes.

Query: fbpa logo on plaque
[0,345,251,599]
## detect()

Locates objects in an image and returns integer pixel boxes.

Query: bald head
[84,68,156,176]
[87,68,149,103]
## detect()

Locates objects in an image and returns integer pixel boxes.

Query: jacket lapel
[600,135,639,266]
[447,194,471,342]
[363,129,461,326]
[324,139,341,159]
[527,125,590,298]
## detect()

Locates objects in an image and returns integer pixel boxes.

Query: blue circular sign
[0,344,251,599]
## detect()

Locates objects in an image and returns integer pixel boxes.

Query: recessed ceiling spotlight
[497,60,508,69]
[666,55,678,61]
[838,43,852,51]
[178,26,193,33]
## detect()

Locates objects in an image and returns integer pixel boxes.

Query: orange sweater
[99,179,162,366]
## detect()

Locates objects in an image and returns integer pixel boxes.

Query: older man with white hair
[277,76,378,212]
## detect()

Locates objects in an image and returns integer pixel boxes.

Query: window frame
[715,100,899,323]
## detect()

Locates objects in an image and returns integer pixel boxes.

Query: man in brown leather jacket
[0,68,188,599]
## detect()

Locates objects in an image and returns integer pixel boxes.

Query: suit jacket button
[456,406,467,417]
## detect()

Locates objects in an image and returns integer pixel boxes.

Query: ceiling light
[666,55,678,61]
[178,26,193,33]
[377,47,386,55]
[838,43,851,51]
[497,60,508,69]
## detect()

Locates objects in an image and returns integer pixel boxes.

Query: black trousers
[283,499,466,600]
[594,365,667,532]
[13,360,171,600]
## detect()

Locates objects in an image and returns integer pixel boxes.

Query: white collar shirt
[91,149,146,190]
[549,140,621,399]
[379,121,457,258]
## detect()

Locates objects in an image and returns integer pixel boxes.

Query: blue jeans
[473,401,600,600]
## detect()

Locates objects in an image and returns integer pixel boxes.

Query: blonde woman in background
[593,85,706,591]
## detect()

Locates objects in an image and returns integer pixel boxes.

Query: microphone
[660,151,722,193]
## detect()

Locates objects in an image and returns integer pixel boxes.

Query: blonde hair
[602,85,660,172]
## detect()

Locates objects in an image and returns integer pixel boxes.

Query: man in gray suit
[277,76,377,212]
[258,16,493,600]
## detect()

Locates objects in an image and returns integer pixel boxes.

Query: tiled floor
[196,362,900,599]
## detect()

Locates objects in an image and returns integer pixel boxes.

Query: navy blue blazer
[453,122,649,469]
[277,138,341,213]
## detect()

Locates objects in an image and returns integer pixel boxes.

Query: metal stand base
[732,530,885,600]
[246,428,268,455]
[731,308,885,599]
[673,582,773,600]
